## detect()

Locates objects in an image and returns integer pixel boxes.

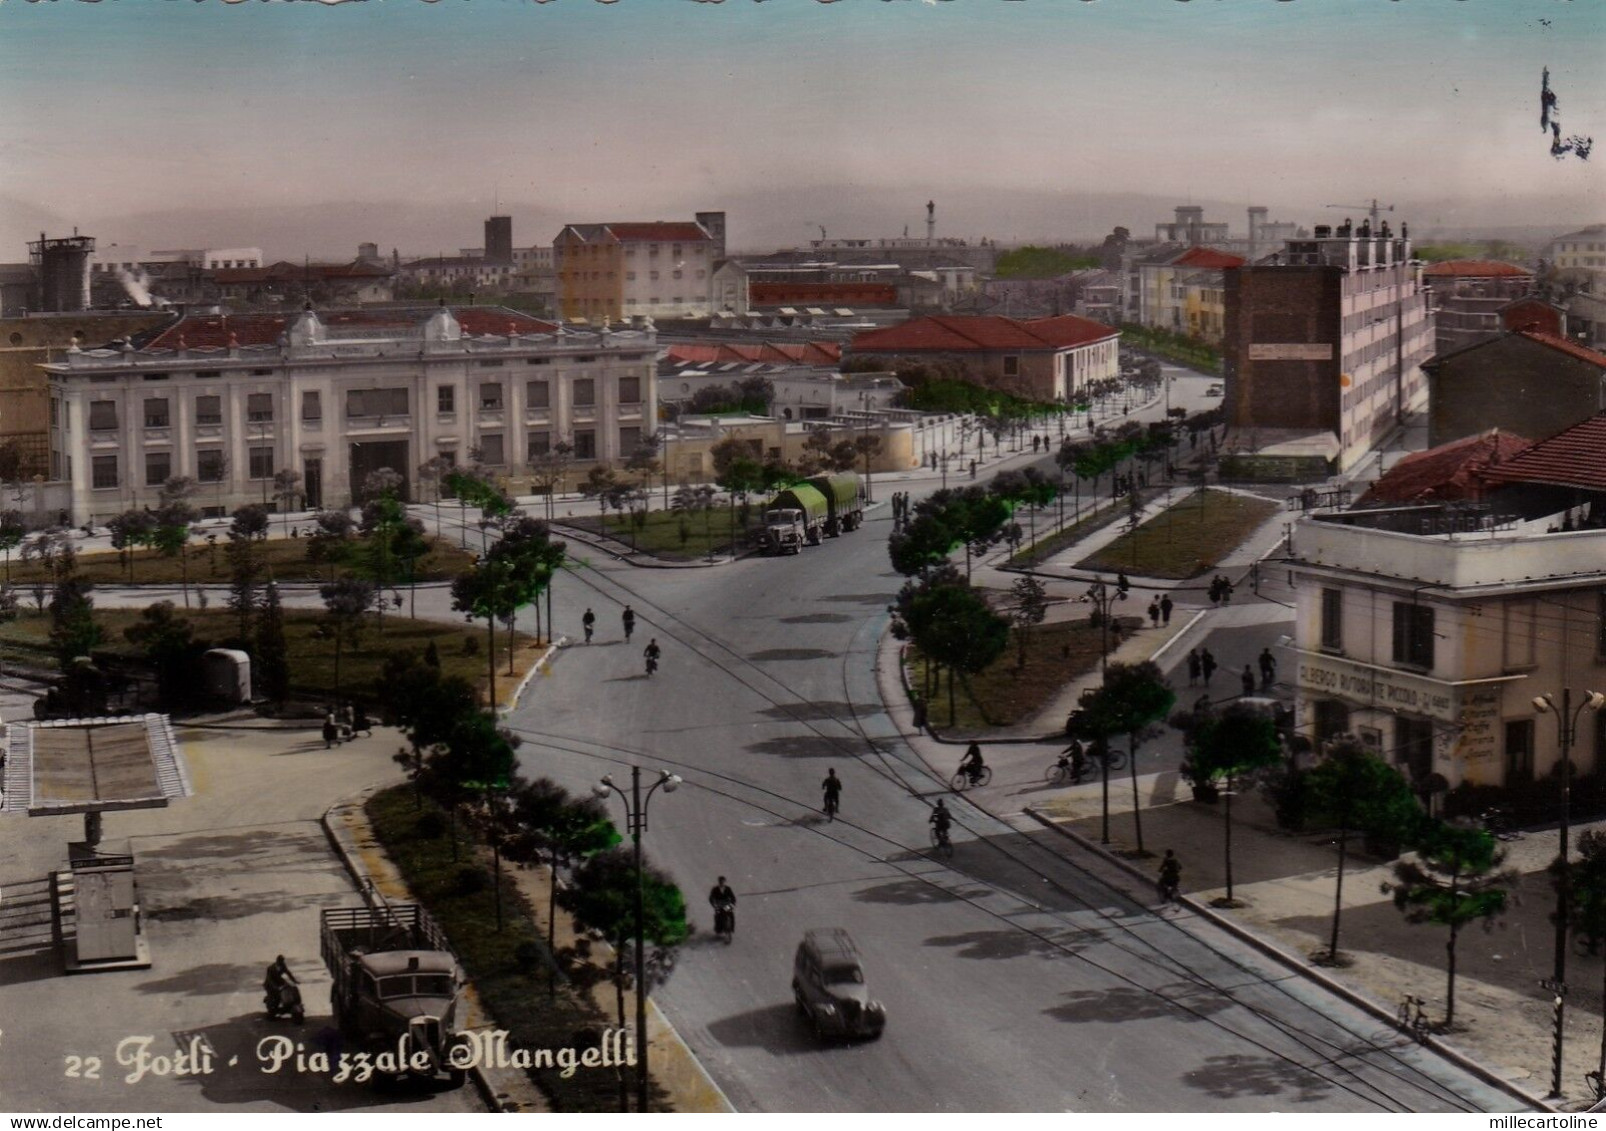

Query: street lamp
[1533,688,1606,1099]
[594,767,681,1113]
[1079,574,1129,844]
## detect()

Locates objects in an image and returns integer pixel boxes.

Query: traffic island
[1077,488,1279,578]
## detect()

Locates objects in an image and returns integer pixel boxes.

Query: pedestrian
[1147,599,1160,628]
[1157,849,1181,904]
[1241,665,1255,697]
[1200,648,1217,687]
[1208,577,1221,607]
[1221,576,1234,605]
[911,695,928,734]
[969,459,977,479]
[582,607,596,644]
[1159,594,1173,626]
[1259,647,1276,690]
[622,605,636,642]
[1186,648,1201,687]
[322,710,340,749]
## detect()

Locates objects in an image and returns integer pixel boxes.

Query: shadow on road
[747,649,839,662]
[1180,1053,1335,1105]
[1042,981,1232,1026]
[744,735,860,760]
[704,1003,837,1056]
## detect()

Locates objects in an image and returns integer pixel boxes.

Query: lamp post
[1079,574,1129,844]
[594,767,681,1113]
[1533,688,1605,1099]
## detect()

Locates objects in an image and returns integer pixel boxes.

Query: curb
[552,522,758,570]
[499,637,565,716]
[1022,808,1554,1114]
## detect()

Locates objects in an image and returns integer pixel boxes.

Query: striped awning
[2,715,191,816]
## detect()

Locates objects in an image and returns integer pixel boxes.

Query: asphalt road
[492,378,1530,1112]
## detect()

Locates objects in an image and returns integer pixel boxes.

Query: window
[437,385,455,413]
[197,449,225,483]
[143,398,169,428]
[478,359,506,369]
[346,388,408,418]
[1396,716,1435,782]
[195,370,222,379]
[618,376,641,405]
[1313,700,1350,743]
[89,400,118,431]
[145,451,170,487]
[195,395,222,426]
[526,357,551,367]
[477,434,505,466]
[573,378,595,407]
[249,447,273,480]
[527,432,551,461]
[526,380,550,409]
[247,393,274,422]
[673,269,683,280]
[301,391,322,422]
[1506,719,1535,782]
[650,270,660,282]
[91,455,118,489]
[1320,588,1343,650]
[1392,602,1435,669]
[572,429,596,460]
[479,383,504,411]
[619,426,641,454]
[1002,356,1020,377]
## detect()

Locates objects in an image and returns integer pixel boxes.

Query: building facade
[42,305,657,521]
[1421,259,1535,357]
[1547,224,1606,289]
[1223,224,1433,472]
[554,216,723,324]
[1423,330,1606,449]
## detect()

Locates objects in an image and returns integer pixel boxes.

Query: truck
[320,901,471,1086]
[806,473,864,537]
[762,483,830,554]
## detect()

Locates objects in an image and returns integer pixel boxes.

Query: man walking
[1200,647,1217,687]
[1159,594,1173,626]
[1258,646,1277,690]
[1147,599,1161,628]
[1186,648,1201,687]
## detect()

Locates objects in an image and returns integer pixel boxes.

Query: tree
[320,577,376,697]
[273,469,303,535]
[853,434,882,501]
[1382,822,1516,1027]
[1566,829,1606,957]
[380,655,478,808]
[559,847,689,1026]
[429,708,520,863]
[1007,576,1048,669]
[48,575,100,671]
[124,600,199,710]
[225,529,265,641]
[256,582,291,707]
[0,510,25,584]
[1304,739,1427,963]
[896,573,1010,727]
[888,512,956,577]
[106,509,155,581]
[1173,701,1283,904]
[526,442,574,521]
[417,455,452,529]
[307,509,356,580]
[451,555,519,706]
[1075,661,1175,852]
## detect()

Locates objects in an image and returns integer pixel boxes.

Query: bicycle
[823,792,839,822]
[1396,993,1432,1043]
[1089,746,1128,774]
[1045,759,1081,787]
[1480,808,1524,841]
[950,766,994,792]
[930,822,953,858]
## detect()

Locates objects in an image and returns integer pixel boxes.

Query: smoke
[116,268,160,308]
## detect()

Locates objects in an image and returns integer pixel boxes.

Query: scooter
[264,981,305,1025]
[712,902,735,943]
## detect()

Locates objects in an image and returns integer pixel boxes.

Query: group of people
[580,605,661,675]
[322,702,372,748]
[889,492,915,530]
[1145,595,1175,628]
[1207,574,1235,606]
[1185,646,1277,695]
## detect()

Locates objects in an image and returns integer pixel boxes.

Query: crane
[1324,199,1396,230]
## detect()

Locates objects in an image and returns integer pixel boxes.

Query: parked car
[1205,384,1224,397]
[792,928,886,1040]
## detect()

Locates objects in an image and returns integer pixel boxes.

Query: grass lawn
[0,607,539,708]
[561,508,753,561]
[906,614,1141,734]
[1007,496,1127,569]
[1,535,477,588]
[1077,489,1279,579]
[366,787,630,1112]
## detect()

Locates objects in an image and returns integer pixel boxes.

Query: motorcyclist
[708,876,737,935]
[622,605,637,643]
[582,608,596,644]
[643,638,662,673]
[821,768,843,819]
[959,742,986,786]
[264,955,298,1011]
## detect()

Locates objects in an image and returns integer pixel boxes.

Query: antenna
[1323,199,1396,230]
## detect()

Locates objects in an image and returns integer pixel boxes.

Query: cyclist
[929,799,953,847]
[1157,849,1182,904]
[958,742,986,786]
[622,605,637,643]
[821,768,843,821]
[582,608,596,644]
[1057,738,1087,783]
[708,876,737,938]
[643,638,662,675]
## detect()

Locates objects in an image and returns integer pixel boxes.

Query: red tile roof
[1174,246,1245,269]
[1518,329,1606,369]
[143,306,556,350]
[1422,259,1534,278]
[1356,430,1531,505]
[1480,414,1606,492]
[850,314,1117,354]
[604,222,710,243]
[663,341,842,367]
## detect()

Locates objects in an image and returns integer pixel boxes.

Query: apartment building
[1421,259,1535,356]
[554,213,725,323]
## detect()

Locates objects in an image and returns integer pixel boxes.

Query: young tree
[526,442,574,521]
[105,509,155,581]
[1382,822,1516,1027]
[1075,660,1175,853]
[853,434,883,501]
[225,528,266,641]
[48,576,100,671]
[124,600,199,710]
[896,573,1010,727]
[380,654,478,808]
[273,468,303,535]
[255,582,291,707]
[559,847,689,1027]
[1173,701,1283,904]
[1007,575,1049,669]
[319,577,376,697]
[307,509,357,580]
[0,510,25,584]
[150,499,199,607]
[1304,739,1426,963]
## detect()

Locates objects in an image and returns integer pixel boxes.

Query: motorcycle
[712,902,735,943]
[645,654,659,677]
[264,981,305,1025]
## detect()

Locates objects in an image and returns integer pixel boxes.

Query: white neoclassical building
[43,303,658,521]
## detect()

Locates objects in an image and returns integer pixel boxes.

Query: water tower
[28,231,96,312]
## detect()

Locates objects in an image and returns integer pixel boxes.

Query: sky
[0,0,1601,258]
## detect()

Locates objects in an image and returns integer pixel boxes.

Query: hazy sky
[1,0,1601,255]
